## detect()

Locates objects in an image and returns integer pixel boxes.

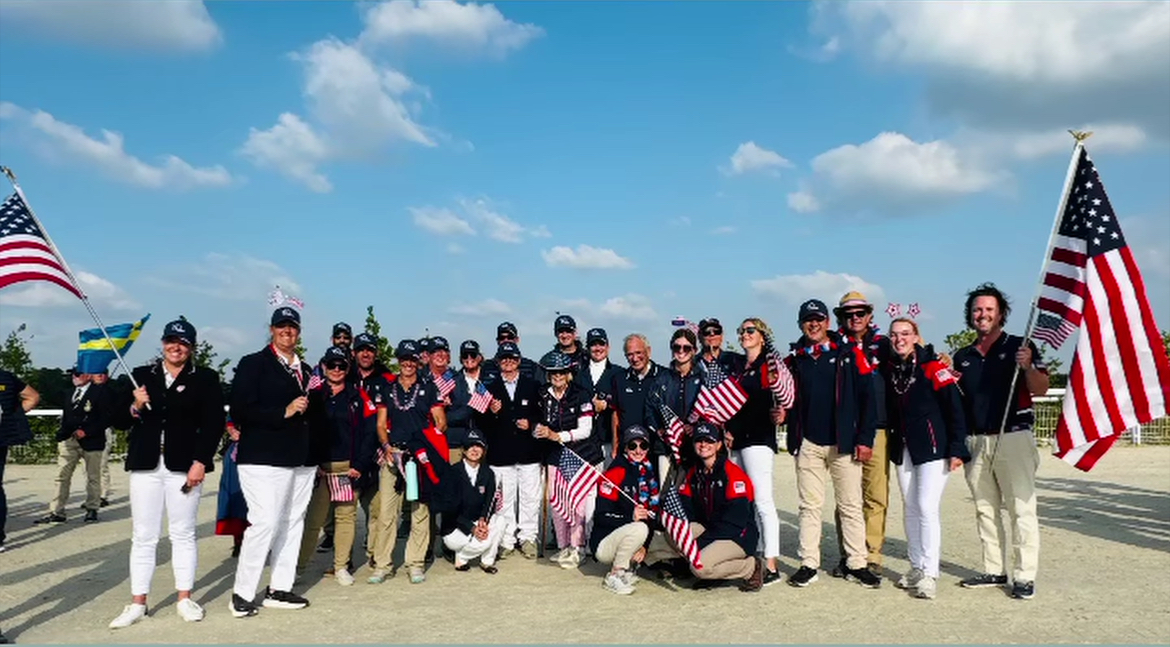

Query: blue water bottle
[404,459,419,502]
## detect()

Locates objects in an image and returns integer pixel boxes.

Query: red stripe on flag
[1051,247,1087,266]
[1079,294,1125,437]
[0,271,82,297]
[1094,254,1152,423]
[1036,297,1083,326]
[1073,434,1120,471]
[1120,247,1170,411]
[1042,271,1086,297]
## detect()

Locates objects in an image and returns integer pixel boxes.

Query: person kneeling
[590,426,658,595]
[438,430,505,573]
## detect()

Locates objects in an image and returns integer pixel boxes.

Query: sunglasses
[626,440,649,451]
[737,326,759,336]
[701,328,722,337]
[843,310,870,320]
[671,343,695,353]
[325,362,348,371]
[497,334,517,342]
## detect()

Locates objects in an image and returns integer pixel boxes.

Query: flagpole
[0,167,144,390]
[989,131,1091,468]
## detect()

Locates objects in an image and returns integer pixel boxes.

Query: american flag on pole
[0,193,82,298]
[1035,147,1170,471]
[468,381,494,413]
[693,361,748,424]
[658,402,685,462]
[549,448,600,522]
[433,369,456,400]
[660,486,702,570]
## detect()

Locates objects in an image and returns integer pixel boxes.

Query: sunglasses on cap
[670,343,695,353]
[324,362,348,371]
[626,440,649,451]
[737,326,759,336]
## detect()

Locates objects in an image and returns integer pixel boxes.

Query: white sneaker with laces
[915,576,937,600]
[620,568,640,586]
[897,567,925,590]
[335,568,355,586]
[176,598,205,622]
[560,547,581,569]
[603,572,634,595]
[109,603,147,629]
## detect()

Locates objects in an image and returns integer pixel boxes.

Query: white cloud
[460,198,525,242]
[239,38,435,192]
[598,294,657,322]
[446,242,465,255]
[145,252,302,302]
[448,298,512,317]
[751,270,886,308]
[711,225,738,235]
[359,0,544,56]
[541,245,635,270]
[0,270,140,310]
[724,141,793,176]
[530,224,552,238]
[0,102,234,190]
[822,2,1170,137]
[789,131,1001,216]
[410,206,475,236]
[0,0,222,52]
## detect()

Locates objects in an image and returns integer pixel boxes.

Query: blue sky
[1,1,1167,371]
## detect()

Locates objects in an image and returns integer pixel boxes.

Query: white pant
[895,448,950,578]
[730,446,780,559]
[443,515,506,566]
[233,465,315,600]
[491,463,541,549]
[128,461,202,596]
[101,428,114,499]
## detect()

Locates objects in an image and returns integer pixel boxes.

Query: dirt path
[2,446,1168,644]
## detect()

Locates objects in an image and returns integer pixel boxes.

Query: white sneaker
[560,547,581,569]
[603,572,634,595]
[620,568,640,586]
[176,598,205,622]
[897,567,925,590]
[335,568,355,586]
[109,603,147,629]
[549,547,569,564]
[915,576,937,600]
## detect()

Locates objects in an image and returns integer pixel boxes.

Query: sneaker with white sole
[367,568,390,584]
[519,541,538,559]
[335,568,355,586]
[229,594,259,618]
[549,547,570,564]
[409,568,426,584]
[604,572,634,595]
[915,576,937,600]
[109,603,147,629]
[897,567,925,590]
[559,547,581,569]
[620,568,640,587]
[176,598,205,622]
[262,588,309,610]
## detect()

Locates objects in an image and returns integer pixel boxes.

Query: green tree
[364,305,397,371]
[0,323,34,380]
[944,329,977,353]
[1163,330,1169,359]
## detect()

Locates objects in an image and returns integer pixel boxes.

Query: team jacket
[230,345,315,468]
[56,382,113,452]
[435,461,499,537]
[573,358,621,449]
[481,356,545,388]
[645,362,703,464]
[838,327,891,429]
[114,361,225,473]
[588,454,658,555]
[549,342,590,378]
[538,382,598,465]
[885,345,971,466]
[611,362,665,454]
[474,373,543,466]
[725,353,793,453]
[678,455,759,554]
[784,330,877,456]
[307,381,378,477]
[444,369,487,449]
[0,370,33,447]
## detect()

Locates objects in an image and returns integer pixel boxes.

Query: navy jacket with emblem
[678,455,758,554]
[645,362,703,463]
[573,358,621,451]
[113,360,225,473]
[443,369,486,449]
[307,381,378,476]
[886,345,970,466]
[839,327,891,429]
[725,353,788,453]
[475,372,543,466]
[230,346,315,468]
[611,362,665,453]
[784,330,877,455]
[56,382,113,452]
[436,460,498,537]
[589,454,657,555]
[538,381,598,465]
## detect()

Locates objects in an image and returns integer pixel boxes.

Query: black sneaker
[34,513,66,525]
[262,587,309,610]
[960,573,1009,588]
[762,569,782,587]
[1011,580,1035,600]
[231,543,241,559]
[829,557,847,578]
[316,535,334,553]
[845,566,881,588]
[229,593,259,618]
[99,498,110,508]
[83,510,99,523]
[788,566,819,588]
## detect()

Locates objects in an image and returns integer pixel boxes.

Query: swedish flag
[77,314,151,374]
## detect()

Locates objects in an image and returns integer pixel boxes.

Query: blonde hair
[889,317,924,347]
[741,317,774,348]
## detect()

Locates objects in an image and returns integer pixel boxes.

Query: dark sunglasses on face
[843,310,870,320]
[701,328,722,337]
[671,343,694,353]
[325,362,348,371]
[626,440,649,451]
[497,334,516,342]
[737,326,758,336]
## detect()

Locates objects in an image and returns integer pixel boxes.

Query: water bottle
[404,459,419,501]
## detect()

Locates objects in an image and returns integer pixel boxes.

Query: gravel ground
[2,446,1168,644]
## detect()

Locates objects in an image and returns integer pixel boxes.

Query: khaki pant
[595,521,649,571]
[360,487,380,562]
[964,430,1041,582]
[297,462,358,573]
[835,428,890,566]
[373,462,430,571]
[645,522,756,581]
[796,439,866,570]
[51,437,102,514]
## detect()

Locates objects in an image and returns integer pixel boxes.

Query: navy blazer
[114,361,225,473]
[57,382,112,452]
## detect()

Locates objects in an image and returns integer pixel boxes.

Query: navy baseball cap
[271,307,301,328]
[798,299,829,323]
[431,336,450,352]
[161,319,196,347]
[460,340,481,358]
[586,327,608,346]
[698,318,723,334]
[465,429,488,449]
[554,314,576,333]
[353,332,377,351]
[397,339,420,361]
[540,350,572,372]
[497,322,518,339]
[418,337,433,352]
[622,425,650,445]
[496,341,521,359]
[321,345,350,366]
[332,322,352,338]
[692,422,722,443]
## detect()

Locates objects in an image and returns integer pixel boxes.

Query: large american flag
[549,448,600,522]
[693,361,748,424]
[660,486,702,570]
[1035,147,1170,471]
[468,381,494,413]
[0,193,81,298]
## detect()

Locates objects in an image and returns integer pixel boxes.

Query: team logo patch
[733,481,746,494]
[176,385,186,392]
[520,399,528,405]
[478,486,485,494]
[83,401,92,412]
[601,482,614,495]
[580,402,593,413]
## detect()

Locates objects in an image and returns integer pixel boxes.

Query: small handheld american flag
[658,402,685,463]
[661,486,702,570]
[326,473,354,503]
[549,448,600,522]
[693,361,747,424]
[468,381,494,413]
[306,366,324,392]
[434,369,456,400]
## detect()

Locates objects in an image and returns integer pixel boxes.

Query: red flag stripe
[0,270,82,297]
[1120,247,1170,406]
[1078,293,1125,438]
[1050,246,1087,267]
[1042,271,1087,298]
[1036,297,1083,327]
[1094,253,1151,423]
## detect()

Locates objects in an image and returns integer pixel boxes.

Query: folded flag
[77,314,151,374]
